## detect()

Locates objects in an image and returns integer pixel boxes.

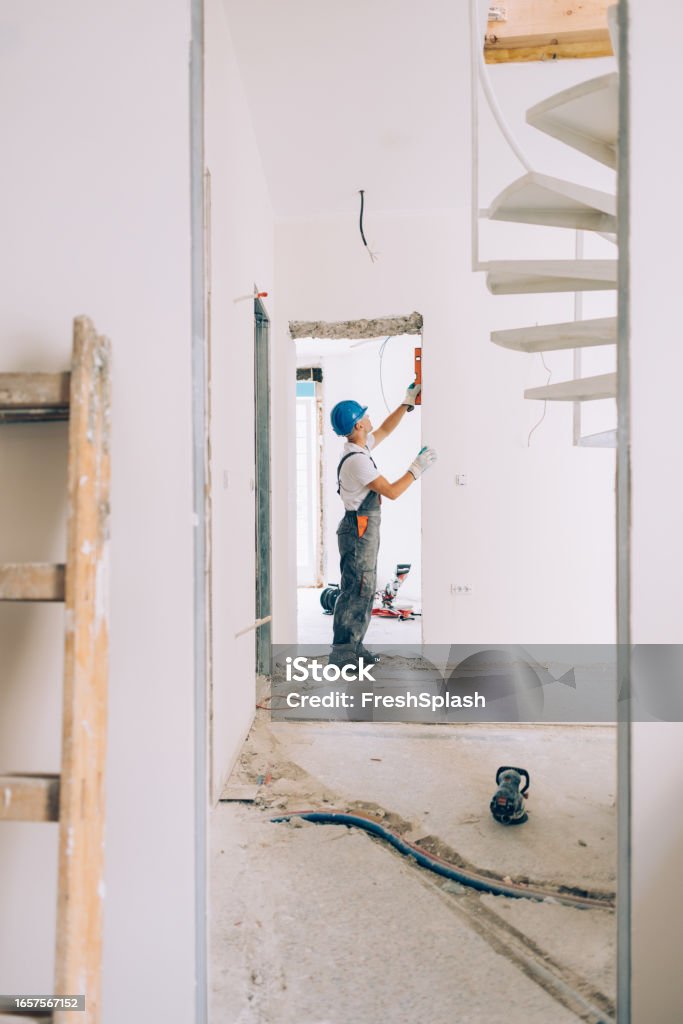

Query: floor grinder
[490,766,530,825]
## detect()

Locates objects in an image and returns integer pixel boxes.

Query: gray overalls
[331,451,381,658]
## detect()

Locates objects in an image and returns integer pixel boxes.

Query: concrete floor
[210,715,616,1023]
[297,586,422,645]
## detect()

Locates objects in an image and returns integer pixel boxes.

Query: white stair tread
[487,172,616,232]
[526,72,618,169]
[492,316,616,353]
[525,372,616,402]
[578,429,617,448]
[487,260,617,295]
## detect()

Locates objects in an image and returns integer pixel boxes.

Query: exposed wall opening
[291,314,424,649]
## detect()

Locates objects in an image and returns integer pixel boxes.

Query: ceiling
[223,0,469,218]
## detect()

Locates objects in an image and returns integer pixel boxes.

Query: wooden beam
[486,38,612,63]
[0,564,66,601]
[54,317,111,1024]
[484,0,613,63]
[0,774,60,822]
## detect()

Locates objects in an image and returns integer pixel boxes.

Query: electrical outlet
[455,474,468,486]
[450,584,472,595]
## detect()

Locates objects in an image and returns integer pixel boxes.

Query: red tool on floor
[372,562,416,619]
[320,563,420,621]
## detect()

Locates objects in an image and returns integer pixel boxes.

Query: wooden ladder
[0,317,111,1024]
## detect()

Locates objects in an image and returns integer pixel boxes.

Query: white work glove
[403,381,421,411]
[408,445,437,480]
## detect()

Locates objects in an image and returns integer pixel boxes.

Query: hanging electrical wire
[527,352,552,447]
[358,190,378,263]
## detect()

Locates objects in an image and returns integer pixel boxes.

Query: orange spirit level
[414,347,422,404]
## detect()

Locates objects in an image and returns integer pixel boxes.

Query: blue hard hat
[330,400,367,436]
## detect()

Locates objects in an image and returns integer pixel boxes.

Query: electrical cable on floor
[271,810,615,910]
[358,190,378,263]
[527,352,552,447]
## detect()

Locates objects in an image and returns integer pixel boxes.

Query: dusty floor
[210,713,616,1023]
[297,586,422,646]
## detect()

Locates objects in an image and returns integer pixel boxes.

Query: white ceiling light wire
[527,352,552,447]
[378,336,393,411]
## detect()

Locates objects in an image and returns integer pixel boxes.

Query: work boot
[328,645,358,669]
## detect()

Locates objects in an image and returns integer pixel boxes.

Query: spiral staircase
[478,19,619,447]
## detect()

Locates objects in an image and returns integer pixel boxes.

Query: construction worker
[329,383,437,668]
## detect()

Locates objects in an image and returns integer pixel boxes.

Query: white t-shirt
[337,433,379,510]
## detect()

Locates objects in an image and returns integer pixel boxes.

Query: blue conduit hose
[271,811,614,911]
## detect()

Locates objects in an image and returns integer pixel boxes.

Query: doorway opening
[293,325,423,648]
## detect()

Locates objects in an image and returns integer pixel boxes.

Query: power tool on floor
[319,584,340,614]
[490,766,530,826]
[373,562,416,619]
[320,563,420,620]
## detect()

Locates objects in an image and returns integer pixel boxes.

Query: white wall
[629,2,683,1020]
[0,2,195,1021]
[206,0,274,802]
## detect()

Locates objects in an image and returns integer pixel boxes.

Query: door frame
[255,297,272,676]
